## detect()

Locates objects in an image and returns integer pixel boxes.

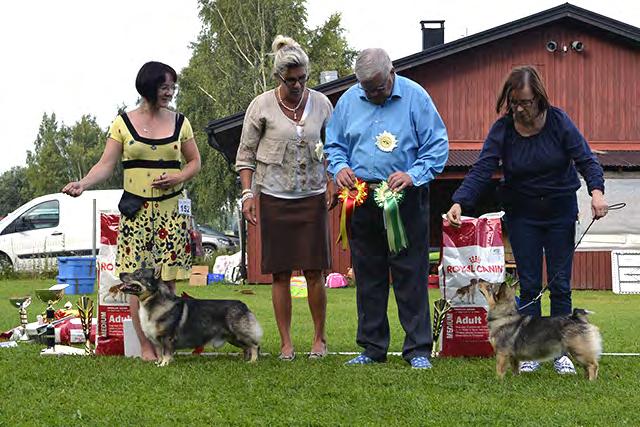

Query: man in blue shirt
[325,48,449,369]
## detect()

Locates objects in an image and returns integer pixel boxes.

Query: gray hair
[354,48,393,82]
[272,35,309,76]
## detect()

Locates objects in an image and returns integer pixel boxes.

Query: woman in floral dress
[62,61,201,360]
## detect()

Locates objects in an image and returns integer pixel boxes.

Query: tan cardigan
[236,89,333,194]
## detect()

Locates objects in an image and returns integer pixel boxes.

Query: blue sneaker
[410,356,432,369]
[344,354,376,365]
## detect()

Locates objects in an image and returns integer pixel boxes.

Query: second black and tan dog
[478,280,602,380]
[117,267,262,366]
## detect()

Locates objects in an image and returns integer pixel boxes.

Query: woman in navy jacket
[446,66,608,374]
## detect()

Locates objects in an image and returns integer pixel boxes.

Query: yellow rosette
[374,181,408,253]
[336,178,368,250]
[375,131,398,152]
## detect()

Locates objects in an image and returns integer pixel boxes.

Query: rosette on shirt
[336,178,368,250]
[374,181,408,253]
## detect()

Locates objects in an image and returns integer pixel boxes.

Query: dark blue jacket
[452,107,604,208]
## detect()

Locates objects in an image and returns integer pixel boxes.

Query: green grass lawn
[1,279,639,426]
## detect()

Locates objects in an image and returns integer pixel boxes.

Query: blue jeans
[505,193,577,317]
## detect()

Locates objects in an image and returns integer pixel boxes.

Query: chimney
[420,20,445,50]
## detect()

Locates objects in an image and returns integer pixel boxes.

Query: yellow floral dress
[107,112,193,281]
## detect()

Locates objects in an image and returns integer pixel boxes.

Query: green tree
[25,113,73,196]
[24,113,121,198]
[66,114,122,189]
[0,166,31,216]
[176,0,356,226]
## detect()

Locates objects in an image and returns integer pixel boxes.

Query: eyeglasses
[159,84,177,93]
[510,97,535,108]
[362,83,387,97]
[360,73,392,98]
[278,73,308,87]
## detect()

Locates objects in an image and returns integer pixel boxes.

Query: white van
[0,190,122,272]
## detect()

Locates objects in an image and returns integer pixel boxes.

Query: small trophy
[431,298,452,358]
[76,296,94,355]
[9,296,31,341]
[35,288,65,323]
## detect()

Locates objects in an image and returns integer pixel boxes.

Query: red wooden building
[206,3,640,288]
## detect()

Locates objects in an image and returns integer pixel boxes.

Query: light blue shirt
[325,75,449,186]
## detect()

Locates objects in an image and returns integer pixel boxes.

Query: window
[2,200,60,234]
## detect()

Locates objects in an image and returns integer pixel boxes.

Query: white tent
[576,178,640,250]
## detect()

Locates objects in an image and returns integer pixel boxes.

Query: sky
[0,0,638,174]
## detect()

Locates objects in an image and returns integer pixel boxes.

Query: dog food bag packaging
[95,211,131,356]
[439,212,505,357]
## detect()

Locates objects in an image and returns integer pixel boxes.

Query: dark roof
[205,3,640,167]
[447,150,482,168]
[446,150,640,171]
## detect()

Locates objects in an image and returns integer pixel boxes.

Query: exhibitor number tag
[178,198,192,216]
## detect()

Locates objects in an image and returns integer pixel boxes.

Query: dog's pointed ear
[477,280,496,308]
[497,282,509,298]
[154,265,162,280]
[139,268,154,281]
[503,282,518,299]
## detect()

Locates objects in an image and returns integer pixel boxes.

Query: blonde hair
[272,35,309,76]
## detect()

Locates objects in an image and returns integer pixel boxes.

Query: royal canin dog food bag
[95,212,131,356]
[438,212,505,357]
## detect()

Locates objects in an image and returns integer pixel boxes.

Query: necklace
[277,86,305,120]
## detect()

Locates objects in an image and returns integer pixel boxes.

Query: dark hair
[495,65,550,115]
[135,61,178,105]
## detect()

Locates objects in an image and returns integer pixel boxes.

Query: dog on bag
[117,267,262,367]
[477,280,601,380]
[453,278,478,304]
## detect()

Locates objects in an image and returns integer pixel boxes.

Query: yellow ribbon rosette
[375,131,398,152]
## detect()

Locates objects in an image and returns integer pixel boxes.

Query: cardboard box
[123,318,141,358]
[189,265,209,286]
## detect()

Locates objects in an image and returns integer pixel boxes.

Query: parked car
[189,218,204,259]
[196,224,239,258]
[0,189,122,272]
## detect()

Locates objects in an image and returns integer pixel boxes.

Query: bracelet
[241,192,254,204]
[241,188,253,195]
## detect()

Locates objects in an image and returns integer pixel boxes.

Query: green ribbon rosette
[374,181,408,253]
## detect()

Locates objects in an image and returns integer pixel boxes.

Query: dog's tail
[229,303,263,346]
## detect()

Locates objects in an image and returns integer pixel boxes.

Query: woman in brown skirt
[236,35,333,360]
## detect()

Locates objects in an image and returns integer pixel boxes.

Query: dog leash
[516,202,625,311]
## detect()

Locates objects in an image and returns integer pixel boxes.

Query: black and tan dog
[117,268,262,366]
[478,280,601,380]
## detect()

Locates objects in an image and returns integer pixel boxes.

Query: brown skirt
[259,192,331,274]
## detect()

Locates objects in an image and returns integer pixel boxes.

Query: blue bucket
[207,273,225,284]
[57,256,96,295]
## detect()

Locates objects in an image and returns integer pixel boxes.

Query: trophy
[35,288,66,323]
[76,296,94,355]
[9,296,31,341]
[431,298,452,358]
